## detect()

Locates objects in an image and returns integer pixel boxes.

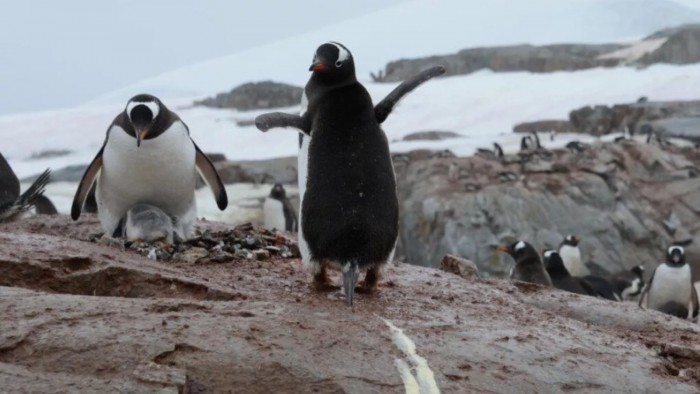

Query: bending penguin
[558,235,588,277]
[263,183,297,232]
[71,94,228,240]
[0,152,52,223]
[496,241,553,287]
[255,42,444,306]
[639,246,698,318]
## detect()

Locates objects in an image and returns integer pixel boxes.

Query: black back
[543,250,594,296]
[582,275,620,301]
[506,241,553,287]
[302,42,398,266]
[0,152,20,213]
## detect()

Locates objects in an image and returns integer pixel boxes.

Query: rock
[382,43,624,82]
[401,131,461,141]
[21,164,87,183]
[194,81,303,111]
[1,216,700,392]
[651,117,700,143]
[640,25,700,66]
[395,141,700,277]
[214,156,297,185]
[440,254,480,280]
[27,149,72,160]
[513,120,575,134]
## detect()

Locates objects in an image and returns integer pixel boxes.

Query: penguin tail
[342,260,360,307]
[0,169,51,221]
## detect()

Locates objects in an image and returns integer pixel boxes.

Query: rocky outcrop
[382,44,624,82]
[214,156,297,185]
[640,25,700,65]
[1,215,700,392]
[194,81,303,111]
[401,131,461,141]
[395,141,700,278]
[513,120,575,134]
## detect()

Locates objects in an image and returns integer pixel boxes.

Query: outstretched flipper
[194,143,228,210]
[71,146,104,220]
[255,112,311,134]
[374,65,446,124]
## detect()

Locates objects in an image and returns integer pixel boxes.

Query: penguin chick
[543,250,597,296]
[124,203,175,244]
[0,152,51,223]
[497,241,553,287]
[639,246,698,318]
[263,183,298,232]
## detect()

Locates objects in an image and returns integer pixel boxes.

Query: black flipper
[35,194,58,215]
[638,269,655,308]
[0,152,20,214]
[282,198,298,232]
[374,66,446,124]
[255,113,311,134]
[194,142,228,211]
[72,146,104,220]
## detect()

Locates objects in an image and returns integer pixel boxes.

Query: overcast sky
[0,0,406,114]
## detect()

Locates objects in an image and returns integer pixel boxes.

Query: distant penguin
[610,265,645,301]
[476,143,504,159]
[124,203,175,244]
[581,275,621,301]
[543,249,596,296]
[520,135,535,151]
[0,152,51,223]
[565,141,587,154]
[558,235,588,277]
[71,94,228,240]
[640,246,698,318]
[497,241,553,287]
[34,195,58,215]
[263,183,297,232]
[255,43,444,306]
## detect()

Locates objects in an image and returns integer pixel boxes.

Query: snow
[598,38,668,63]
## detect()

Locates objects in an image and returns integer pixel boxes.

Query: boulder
[440,254,480,280]
[640,25,700,66]
[512,120,575,134]
[401,131,462,141]
[0,215,699,392]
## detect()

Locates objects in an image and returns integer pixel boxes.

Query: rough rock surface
[395,140,700,278]
[215,156,298,185]
[401,131,462,141]
[513,120,576,134]
[2,215,700,392]
[194,81,303,111]
[640,25,700,66]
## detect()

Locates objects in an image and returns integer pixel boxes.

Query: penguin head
[496,240,538,261]
[542,249,564,269]
[269,183,286,200]
[666,245,685,266]
[126,94,164,147]
[562,235,580,247]
[631,265,644,279]
[309,42,356,85]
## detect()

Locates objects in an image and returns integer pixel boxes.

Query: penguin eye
[335,60,343,68]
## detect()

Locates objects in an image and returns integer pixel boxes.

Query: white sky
[0,0,406,114]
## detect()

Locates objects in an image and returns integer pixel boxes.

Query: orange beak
[136,128,149,147]
[495,245,511,252]
[310,63,328,72]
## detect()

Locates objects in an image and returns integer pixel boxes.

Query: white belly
[648,263,692,310]
[297,93,312,267]
[97,123,197,237]
[558,245,587,277]
[263,198,287,230]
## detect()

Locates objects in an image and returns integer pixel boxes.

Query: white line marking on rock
[382,318,440,394]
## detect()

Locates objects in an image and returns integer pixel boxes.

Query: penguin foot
[356,267,380,294]
[312,271,339,292]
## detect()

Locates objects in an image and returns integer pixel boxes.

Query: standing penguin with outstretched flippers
[255,42,444,306]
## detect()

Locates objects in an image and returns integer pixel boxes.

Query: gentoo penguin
[71,94,228,240]
[124,203,175,244]
[565,141,587,153]
[496,241,553,287]
[520,136,535,151]
[640,246,698,318]
[558,235,588,277]
[581,274,621,301]
[543,250,596,296]
[476,143,504,159]
[34,195,58,215]
[0,152,51,223]
[263,183,297,232]
[610,265,645,301]
[256,43,444,306]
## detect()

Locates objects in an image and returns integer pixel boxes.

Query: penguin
[71,94,228,240]
[124,203,175,244]
[580,275,621,301]
[610,265,645,301]
[263,183,298,232]
[34,195,58,215]
[476,143,504,159]
[255,43,444,306]
[543,249,596,296]
[520,135,534,151]
[639,246,698,318]
[565,141,587,154]
[558,235,588,277]
[496,241,553,287]
[0,152,51,223]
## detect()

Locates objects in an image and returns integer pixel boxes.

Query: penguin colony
[3,41,696,316]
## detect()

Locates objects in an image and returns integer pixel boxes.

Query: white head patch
[543,250,554,259]
[329,41,349,63]
[668,246,684,255]
[514,241,526,251]
[127,101,160,121]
